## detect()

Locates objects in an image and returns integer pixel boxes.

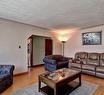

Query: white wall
[0,19,61,74]
[65,25,104,57]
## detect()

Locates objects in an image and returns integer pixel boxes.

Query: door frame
[27,35,52,67]
[27,36,33,67]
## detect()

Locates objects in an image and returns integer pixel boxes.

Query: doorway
[45,39,53,56]
[27,35,53,67]
[27,36,33,67]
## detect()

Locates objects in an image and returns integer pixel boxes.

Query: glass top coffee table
[38,68,81,95]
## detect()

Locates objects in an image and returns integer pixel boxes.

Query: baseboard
[14,71,28,76]
[31,64,44,67]
[14,64,44,76]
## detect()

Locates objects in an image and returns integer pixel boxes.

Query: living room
[0,0,104,95]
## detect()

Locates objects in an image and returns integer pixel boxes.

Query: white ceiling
[0,0,104,29]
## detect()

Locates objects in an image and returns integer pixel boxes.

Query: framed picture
[82,31,102,45]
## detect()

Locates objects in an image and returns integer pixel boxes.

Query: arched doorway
[27,35,53,67]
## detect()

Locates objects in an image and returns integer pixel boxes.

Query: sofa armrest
[0,74,10,79]
[0,65,15,75]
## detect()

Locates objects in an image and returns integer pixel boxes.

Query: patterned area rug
[12,81,98,95]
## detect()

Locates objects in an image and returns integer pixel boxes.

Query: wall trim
[0,17,50,30]
[81,24,104,30]
[31,64,44,67]
[14,71,28,76]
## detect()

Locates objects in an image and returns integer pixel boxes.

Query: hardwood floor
[1,66,104,95]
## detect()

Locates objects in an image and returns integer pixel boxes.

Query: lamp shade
[58,36,68,42]
[51,28,79,41]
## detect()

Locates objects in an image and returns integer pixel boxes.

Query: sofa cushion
[75,52,87,64]
[100,60,104,66]
[75,52,88,59]
[87,53,100,66]
[82,69,95,75]
[100,53,104,60]
[71,58,81,64]
[96,72,104,78]
[89,55,98,60]
[100,53,104,66]
[70,63,81,69]
[82,64,96,71]
[96,66,104,73]
[0,74,9,81]
[87,61,99,66]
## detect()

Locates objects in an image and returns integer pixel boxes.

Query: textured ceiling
[0,0,104,29]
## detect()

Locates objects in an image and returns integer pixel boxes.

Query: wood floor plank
[1,66,104,95]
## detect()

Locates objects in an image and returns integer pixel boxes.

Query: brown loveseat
[69,52,104,78]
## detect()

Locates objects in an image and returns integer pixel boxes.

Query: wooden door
[45,39,53,56]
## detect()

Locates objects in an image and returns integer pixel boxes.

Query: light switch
[19,45,21,49]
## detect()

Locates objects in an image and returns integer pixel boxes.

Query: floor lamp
[61,41,66,56]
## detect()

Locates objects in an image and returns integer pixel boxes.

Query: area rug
[12,81,98,95]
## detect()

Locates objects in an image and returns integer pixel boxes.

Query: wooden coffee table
[38,68,81,95]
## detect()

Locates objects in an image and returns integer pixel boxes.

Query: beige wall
[0,18,61,74]
[65,25,104,57]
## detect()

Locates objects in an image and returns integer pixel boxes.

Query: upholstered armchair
[0,65,15,93]
[43,55,69,71]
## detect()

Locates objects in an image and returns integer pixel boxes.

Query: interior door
[45,39,53,56]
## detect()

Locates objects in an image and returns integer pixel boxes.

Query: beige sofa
[69,52,104,78]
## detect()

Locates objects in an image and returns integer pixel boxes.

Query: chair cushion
[43,58,56,64]
[57,62,64,67]
[52,55,63,61]
[82,64,96,71]
[96,66,104,73]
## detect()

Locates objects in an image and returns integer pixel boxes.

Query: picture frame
[82,31,102,45]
